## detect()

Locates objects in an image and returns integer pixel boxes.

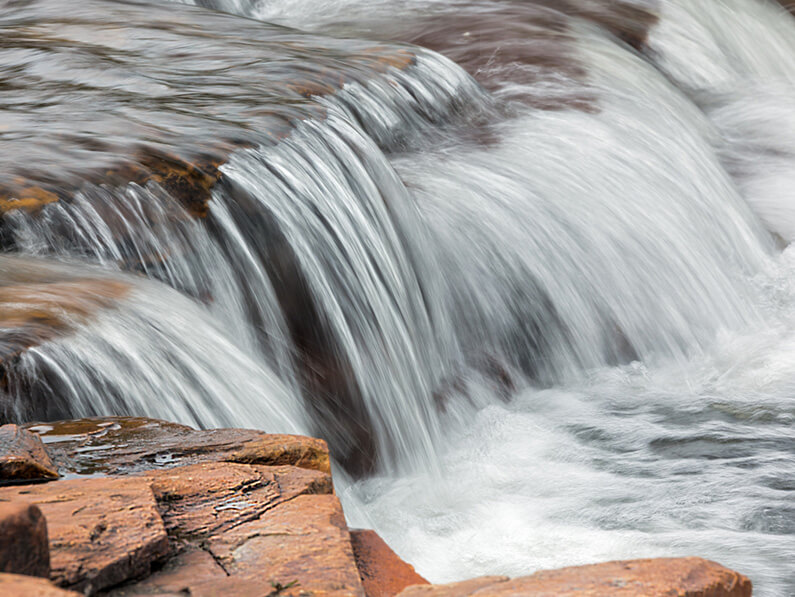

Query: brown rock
[106,460,332,596]
[0,573,81,596]
[397,557,751,597]
[398,577,509,597]
[204,494,365,596]
[0,424,59,482]
[106,547,226,596]
[0,477,169,594]
[143,461,333,541]
[0,501,50,577]
[27,417,330,476]
[350,529,428,597]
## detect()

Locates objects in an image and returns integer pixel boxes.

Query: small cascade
[1,1,794,594]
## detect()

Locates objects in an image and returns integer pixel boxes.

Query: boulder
[0,501,50,577]
[0,477,169,594]
[0,424,59,482]
[350,529,429,597]
[0,573,80,596]
[397,558,752,596]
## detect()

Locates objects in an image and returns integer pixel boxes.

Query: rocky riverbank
[0,418,752,596]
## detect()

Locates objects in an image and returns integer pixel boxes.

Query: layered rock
[0,417,754,597]
[1,417,357,595]
[396,558,752,597]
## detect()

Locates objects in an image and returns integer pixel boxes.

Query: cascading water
[1,0,794,595]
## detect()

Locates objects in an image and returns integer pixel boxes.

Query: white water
[3,0,795,595]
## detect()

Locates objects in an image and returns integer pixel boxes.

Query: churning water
[1,0,794,594]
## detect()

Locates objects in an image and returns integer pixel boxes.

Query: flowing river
[1,0,793,595]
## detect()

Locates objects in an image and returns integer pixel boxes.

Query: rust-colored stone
[397,558,752,596]
[0,573,81,596]
[398,577,509,597]
[106,547,226,596]
[0,424,59,482]
[350,529,429,597]
[0,477,169,594]
[0,501,50,577]
[204,494,365,596]
[227,434,331,474]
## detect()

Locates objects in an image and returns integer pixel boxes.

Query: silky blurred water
[1,0,794,594]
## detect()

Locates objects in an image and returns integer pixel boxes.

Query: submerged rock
[0,424,59,482]
[0,501,50,578]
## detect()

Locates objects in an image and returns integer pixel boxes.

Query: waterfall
[1,0,794,594]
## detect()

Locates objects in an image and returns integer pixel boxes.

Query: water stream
[1,0,793,594]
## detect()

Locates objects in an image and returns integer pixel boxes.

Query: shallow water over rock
[1,0,794,594]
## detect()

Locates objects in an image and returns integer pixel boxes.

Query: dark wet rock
[397,558,752,597]
[0,573,81,596]
[0,477,169,594]
[26,416,330,476]
[350,529,429,597]
[0,0,423,225]
[0,424,59,482]
[777,1,795,14]
[346,0,659,110]
[0,501,50,577]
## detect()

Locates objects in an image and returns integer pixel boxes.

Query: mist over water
[2,0,794,594]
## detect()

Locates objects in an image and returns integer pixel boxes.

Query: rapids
[1,0,794,594]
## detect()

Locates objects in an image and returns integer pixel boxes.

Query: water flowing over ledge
[1,0,794,595]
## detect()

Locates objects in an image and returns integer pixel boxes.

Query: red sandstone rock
[107,547,227,596]
[0,424,59,482]
[0,573,80,596]
[142,461,332,541]
[204,494,364,596]
[397,558,752,596]
[0,501,50,577]
[398,577,510,597]
[350,529,429,597]
[0,477,169,594]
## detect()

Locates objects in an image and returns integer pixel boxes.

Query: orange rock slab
[204,494,365,596]
[0,477,169,594]
[0,573,81,596]
[397,558,751,596]
[350,529,429,597]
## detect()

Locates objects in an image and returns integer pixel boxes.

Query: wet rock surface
[0,0,421,223]
[0,501,50,577]
[0,417,754,596]
[350,529,429,597]
[26,416,330,476]
[0,424,59,482]
[396,558,752,596]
